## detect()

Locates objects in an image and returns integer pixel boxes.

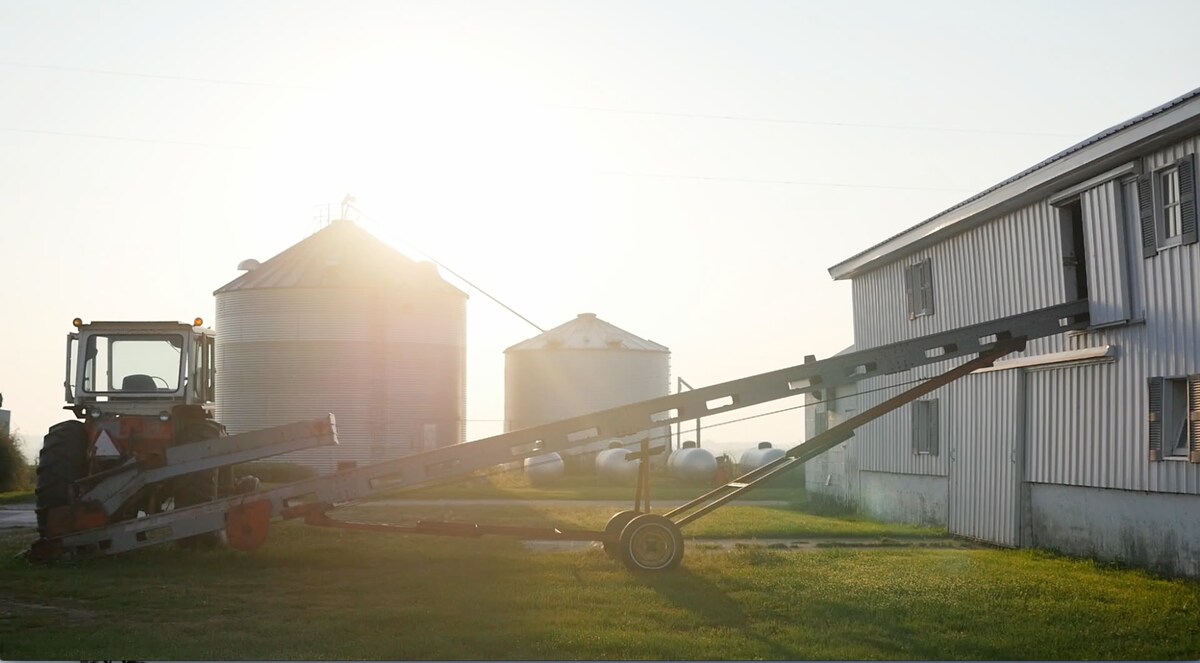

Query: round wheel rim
[628,522,677,570]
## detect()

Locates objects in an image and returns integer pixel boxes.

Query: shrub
[0,429,32,492]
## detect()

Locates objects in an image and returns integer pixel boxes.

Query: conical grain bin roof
[505,312,668,352]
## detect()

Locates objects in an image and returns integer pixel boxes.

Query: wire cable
[0,60,311,89]
[470,373,938,481]
[553,103,1078,138]
[0,126,251,150]
[603,170,975,192]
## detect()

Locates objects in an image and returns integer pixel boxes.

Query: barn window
[1138,155,1199,257]
[912,399,939,456]
[1147,376,1200,462]
[904,258,935,320]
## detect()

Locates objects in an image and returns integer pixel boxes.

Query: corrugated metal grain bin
[505,313,670,471]
[214,220,467,474]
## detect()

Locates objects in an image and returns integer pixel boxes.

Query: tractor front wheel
[34,421,88,539]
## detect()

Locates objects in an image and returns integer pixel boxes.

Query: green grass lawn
[0,489,34,505]
[2,503,1198,660]
[385,465,805,502]
[337,502,944,540]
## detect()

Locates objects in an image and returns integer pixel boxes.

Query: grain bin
[504,313,670,472]
[214,220,467,474]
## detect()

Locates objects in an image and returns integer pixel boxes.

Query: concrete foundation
[804,441,856,506]
[1030,483,1200,577]
[858,470,947,527]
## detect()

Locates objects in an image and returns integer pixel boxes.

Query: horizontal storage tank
[669,446,717,484]
[504,313,670,471]
[215,220,467,474]
[524,452,565,486]
[595,445,639,484]
[739,442,786,473]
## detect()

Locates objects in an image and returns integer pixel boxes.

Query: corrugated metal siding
[216,287,466,475]
[948,370,1021,546]
[852,199,1066,351]
[851,134,1200,496]
[851,198,1069,476]
[1082,180,1133,325]
[850,367,951,476]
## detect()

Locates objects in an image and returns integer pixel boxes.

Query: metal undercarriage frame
[33,300,1089,564]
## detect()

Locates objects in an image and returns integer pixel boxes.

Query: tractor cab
[65,318,216,418]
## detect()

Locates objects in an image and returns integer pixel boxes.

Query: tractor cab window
[82,334,184,393]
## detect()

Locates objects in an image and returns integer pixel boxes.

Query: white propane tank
[595,445,639,484]
[524,452,565,486]
[669,447,717,484]
[667,440,697,474]
[739,442,786,473]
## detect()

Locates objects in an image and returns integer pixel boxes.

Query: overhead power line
[0,60,311,89]
[553,104,1078,138]
[0,125,979,192]
[606,171,975,192]
[0,126,251,150]
[2,61,1073,138]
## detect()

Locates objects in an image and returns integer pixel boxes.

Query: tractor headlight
[158,411,171,422]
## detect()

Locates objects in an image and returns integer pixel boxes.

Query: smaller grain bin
[504,313,670,473]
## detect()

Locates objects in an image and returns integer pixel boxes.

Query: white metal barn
[805,88,1200,577]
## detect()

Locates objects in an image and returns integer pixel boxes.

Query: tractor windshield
[82,334,185,393]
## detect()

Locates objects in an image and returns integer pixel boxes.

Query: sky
[1,0,1198,461]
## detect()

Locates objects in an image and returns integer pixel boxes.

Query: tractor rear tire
[173,421,224,549]
[34,421,88,539]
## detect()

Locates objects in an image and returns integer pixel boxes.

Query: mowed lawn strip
[2,505,1198,660]
[339,502,945,539]
[385,468,805,502]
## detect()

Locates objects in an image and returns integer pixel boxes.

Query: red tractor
[34,318,250,550]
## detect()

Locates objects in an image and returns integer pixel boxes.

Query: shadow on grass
[798,595,1020,660]
[637,568,806,660]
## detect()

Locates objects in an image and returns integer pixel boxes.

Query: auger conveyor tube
[41,299,1088,558]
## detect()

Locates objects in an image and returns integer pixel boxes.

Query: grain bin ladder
[30,300,1088,569]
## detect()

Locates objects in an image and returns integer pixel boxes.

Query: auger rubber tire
[34,421,88,539]
[617,513,685,573]
[602,510,641,558]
